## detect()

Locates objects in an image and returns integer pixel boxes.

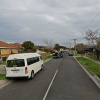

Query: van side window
[36,57,39,62]
[27,57,39,65]
[33,57,39,63]
[34,57,37,63]
[27,58,31,65]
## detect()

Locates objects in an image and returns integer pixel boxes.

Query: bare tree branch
[42,38,54,49]
[85,29,100,50]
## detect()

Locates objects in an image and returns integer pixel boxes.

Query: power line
[91,20,100,29]
[94,27,100,32]
[76,37,85,40]
[86,11,100,29]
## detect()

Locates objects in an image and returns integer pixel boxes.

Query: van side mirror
[40,56,43,60]
[42,57,43,60]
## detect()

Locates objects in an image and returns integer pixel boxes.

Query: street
[0,52,100,100]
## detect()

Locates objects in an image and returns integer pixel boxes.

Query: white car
[6,53,44,79]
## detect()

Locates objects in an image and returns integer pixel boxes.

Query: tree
[76,43,86,54]
[60,46,66,49]
[85,29,100,59]
[22,41,36,53]
[54,44,60,51]
[85,30,98,47]
[43,38,54,49]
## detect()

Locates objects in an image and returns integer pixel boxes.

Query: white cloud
[0,0,100,46]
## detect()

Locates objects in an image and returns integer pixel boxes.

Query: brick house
[0,41,23,57]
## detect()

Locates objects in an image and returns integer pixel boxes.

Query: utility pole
[73,39,77,54]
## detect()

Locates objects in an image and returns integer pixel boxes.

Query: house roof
[0,41,23,49]
[13,43,23,48]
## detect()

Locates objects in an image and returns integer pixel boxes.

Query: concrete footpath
[0,80,13,89]
[0,65,11,89]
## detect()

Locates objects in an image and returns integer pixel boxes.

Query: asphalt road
[0,52,100,100]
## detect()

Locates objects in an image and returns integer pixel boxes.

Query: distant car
[53,52,63,58]
[68,52,73,56]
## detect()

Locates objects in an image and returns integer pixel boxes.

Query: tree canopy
[54,44,60,51]
[76,43,86,53]
[22,41,36,52]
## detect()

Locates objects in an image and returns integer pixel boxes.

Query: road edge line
[43,69,58,100]
[73,56,100,89]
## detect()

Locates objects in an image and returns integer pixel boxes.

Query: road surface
[0,52,100,100]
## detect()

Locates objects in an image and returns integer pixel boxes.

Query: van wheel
[41,65,44,70]
[30,71,34,79]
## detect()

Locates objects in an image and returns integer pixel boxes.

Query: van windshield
[7,59,25,67]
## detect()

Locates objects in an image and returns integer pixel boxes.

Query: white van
[6,53,44,79]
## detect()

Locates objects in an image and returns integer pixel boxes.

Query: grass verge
[2,61,6,65]
[0,74,6,80]
[76,57,100,78]
[74,54,81,56]
[43,55,52,61]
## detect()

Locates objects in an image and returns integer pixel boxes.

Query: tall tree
[43,38,54,49]
[60,46,66,49]
[76,43,86,53]
[54,44,60,51]
[85,29,100,59]
[22,41,36,52]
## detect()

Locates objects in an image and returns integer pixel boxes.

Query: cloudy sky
[0,0,100,46]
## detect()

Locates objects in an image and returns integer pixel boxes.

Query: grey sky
[0,0,100,46]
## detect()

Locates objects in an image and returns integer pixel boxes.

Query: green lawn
[2,61,6,65]
[76,57,100,78]
[0,74,6,80]
[43,55,52,61]
[74,54,81,56]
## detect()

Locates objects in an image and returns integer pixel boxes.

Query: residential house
[35,46,49,53]
[84,46,95,53]
[0,41,23,57]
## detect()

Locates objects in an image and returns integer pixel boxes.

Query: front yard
[76,57,100,78]
[2,61,6,65]
[0,74,6,80]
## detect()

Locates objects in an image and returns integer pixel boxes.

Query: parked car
[68,52,73,56]
[53,52,63,58]
[59,52,63,57]
[6,53,44,79]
